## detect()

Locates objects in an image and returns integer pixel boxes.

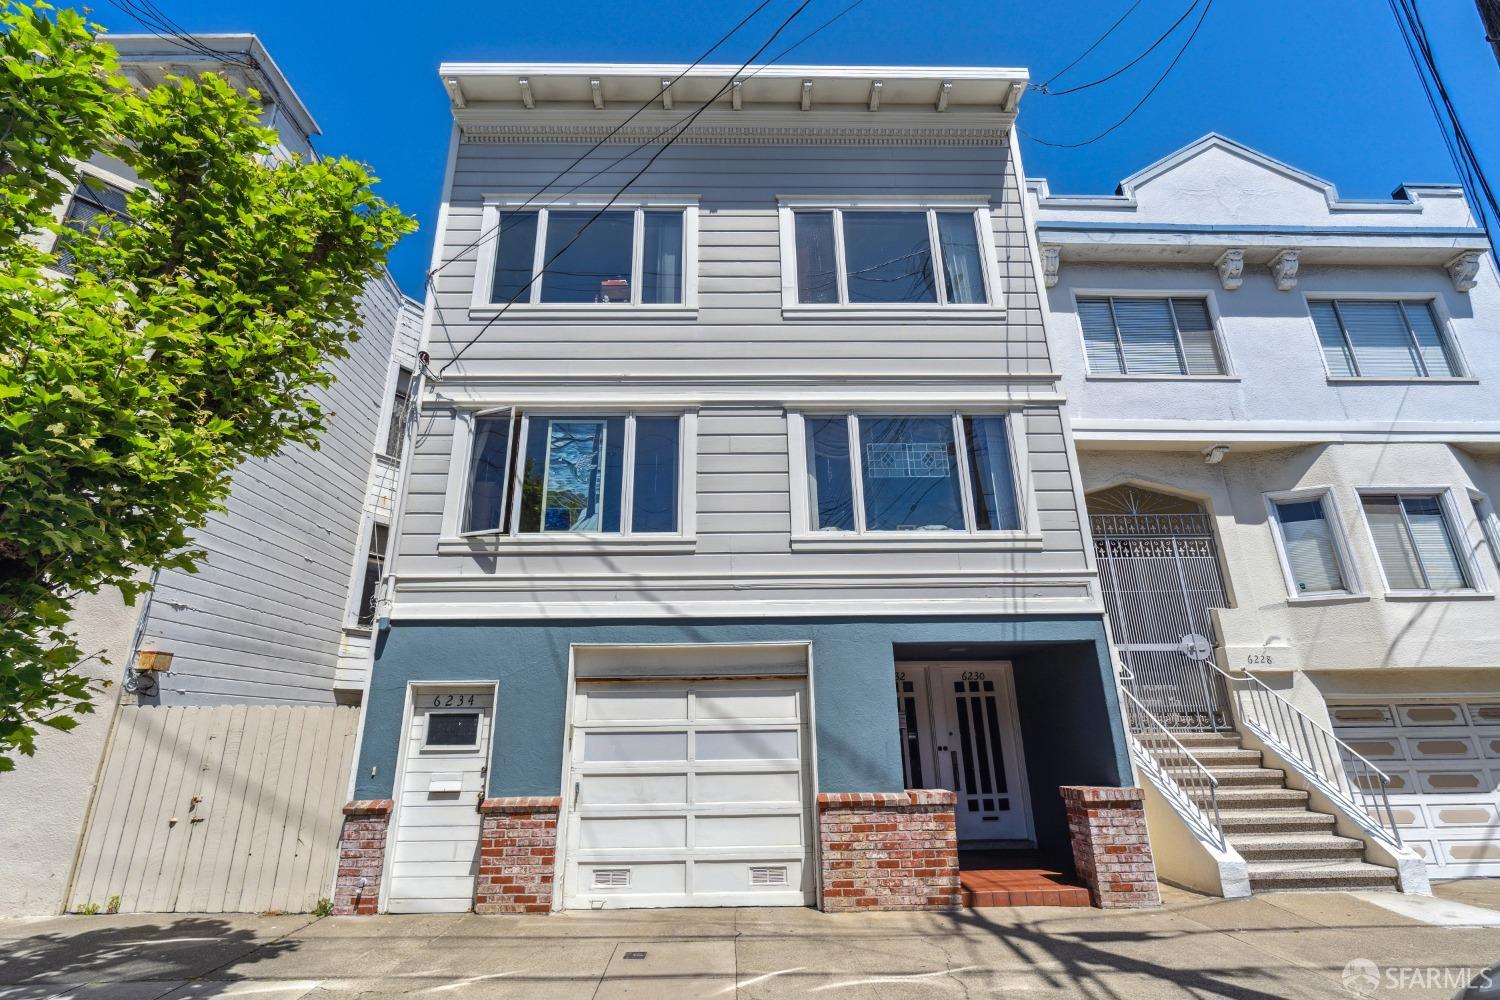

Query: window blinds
[1077,297,1224,375]
[1310,300,1456,378]
[1274,499,1346,594]
[1362,494,1469,591]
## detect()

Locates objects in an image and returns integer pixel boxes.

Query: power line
[1032,0,1144,93]
[1035,0,1201,98]
[1019,0,1214,149]
[438,0,819,375]
[104,0,256,68]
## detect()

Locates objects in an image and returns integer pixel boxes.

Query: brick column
[817,790,959,912]
[1060,785,1160,909]
[332,800,393,915]
[474,796,561,914]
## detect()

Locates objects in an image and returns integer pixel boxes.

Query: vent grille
[592,868,630,888]
[749,865,788,886]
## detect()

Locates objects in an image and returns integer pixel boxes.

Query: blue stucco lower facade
[359,614,1130,849]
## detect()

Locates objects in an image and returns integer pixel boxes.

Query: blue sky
[89,0,1500,296]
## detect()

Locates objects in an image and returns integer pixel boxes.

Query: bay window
[780,200,999,311]
[477,197,697,310]
[455,410,687,539]
[799,413,1026,537]
[1360,491,1477,593]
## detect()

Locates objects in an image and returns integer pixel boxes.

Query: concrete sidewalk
[1,883,1498,999]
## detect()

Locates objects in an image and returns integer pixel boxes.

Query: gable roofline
[1029,133,1466,215]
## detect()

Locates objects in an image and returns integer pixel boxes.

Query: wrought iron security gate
[1092,509,1232,731]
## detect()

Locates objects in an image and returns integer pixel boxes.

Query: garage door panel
[1399,704,1468,726]
[696,689,800,721]
[693,860,804,893]
[579,773,688,805]
[695,771,802,804]
[696,813,803,849]
[1467,704,1500,726]
[578,816,688,850]
[578,689,690,723]
[1418,770,1493,794]
[696,729,800,761]
[391,841,473,864]
[1409,736,1479,759]
[584,731,688,762]
[579,862,686,895]
[1345,737,1403,760]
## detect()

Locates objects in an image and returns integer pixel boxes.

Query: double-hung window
[53,175,132,275]
[1310,300,1462,378]
[1267,492,1356,598]
[1360,492,1477,593]
[799,413,1027,538]
[456,411,688,539]
[1077,296,1226,376]
[780,200,999,311]
[476,197,698,310]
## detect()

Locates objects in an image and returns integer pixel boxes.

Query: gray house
[0,34,421,917]
[338,63,1151,916]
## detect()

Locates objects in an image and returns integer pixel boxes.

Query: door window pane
[540,210,634,303]
[641,211,683,304]
[631,416,680,533]
[794,211,838,304]
[1274,499,1347,594]
[464,414,514,533]
[805,417,854,530]
[425,712,479,748]
[842,212,936,304]
[936,212,987,304]
[491,211,538,304]
[858,416,964,531]
[963,416,1019,530]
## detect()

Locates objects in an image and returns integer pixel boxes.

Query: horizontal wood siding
[68,705,358,914]
[138,276,407,704]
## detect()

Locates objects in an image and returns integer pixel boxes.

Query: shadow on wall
[0,917,303,993]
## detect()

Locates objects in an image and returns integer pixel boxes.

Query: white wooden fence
[68,705,358,914]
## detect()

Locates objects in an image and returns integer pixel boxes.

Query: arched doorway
[1087,485,1231,730]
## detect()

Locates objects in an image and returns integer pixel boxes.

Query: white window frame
[1354,486,1491,598]
[1263,487,1363,602]
[471,195,699,318]
[786,408,1040,551]
[441,406,698,553]
[776,195,1005,319]
[1468,489,1500,574]
[1070,289,1236,380]
[1304,294,1473,383]
[42,162,142,272]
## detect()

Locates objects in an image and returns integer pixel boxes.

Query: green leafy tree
[0,2,416,770]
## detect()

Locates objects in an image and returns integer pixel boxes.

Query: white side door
[386,686,493,913]
[562,679,813,909]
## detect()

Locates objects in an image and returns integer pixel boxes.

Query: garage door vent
[592,868,630,888]
[749,865,788,886]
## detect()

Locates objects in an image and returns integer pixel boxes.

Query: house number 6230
[961,671,986,680]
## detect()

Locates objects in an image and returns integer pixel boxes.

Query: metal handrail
[1205,659,1403,847]
[1119,686,1226,849]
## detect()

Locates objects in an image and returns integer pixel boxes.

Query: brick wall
[1060,785,1160,909]
[817,790,959,912]
[474,797,560,914]
[332,800,393,915]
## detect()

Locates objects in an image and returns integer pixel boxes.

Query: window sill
[1085,374,1240,382]
[1382,589,1494,601]
[342,625,375,637]
[1283,592,1369,606]
[780,305,1006,322]
[1326,377,1479,385]
[437,535,697,556]
[468,305,698,322]
[790,532,1044,552]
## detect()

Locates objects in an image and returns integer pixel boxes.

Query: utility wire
[1035,0,1200,97]
[104,0,256,68]
[438,0,819,375]
[1032,0,1144,92]
[1019,0,1214,149]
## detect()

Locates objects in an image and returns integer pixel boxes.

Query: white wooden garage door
[562,679,813,909]
[1330,699,1500,878]
[387,686,493,913]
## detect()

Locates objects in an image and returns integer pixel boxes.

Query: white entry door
[386,685,493,913]
[562,679,813,909]
[896,662,1032,844]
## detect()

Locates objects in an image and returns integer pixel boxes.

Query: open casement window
[1078,296,1226,376]
[53,175,131,275]
[480,199,696,309]
[1268,494,1353,597]
[1310,300,1461,378]
[785,205,996,308]
[458,410,684,537]
[802,413,1023,535]
[1361,492,1475,592]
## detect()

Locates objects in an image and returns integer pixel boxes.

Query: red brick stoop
[817,789,960,912]
[474,796,561,914]
[1060,785,1160,909]
[332,800,393,915]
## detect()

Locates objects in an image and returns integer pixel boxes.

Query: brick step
[1201,766,1286,787]
[1218,809,1338,834]
[1229,832,1367,862]
[1193,786,1310,809]
[1246,860,1399,892]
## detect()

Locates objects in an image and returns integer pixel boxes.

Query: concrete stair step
[1185,747,1263,767]
[1195,786,1309,809]
[1172,732,1244,748]
[1202,766,1286,787]
[1218,809,1338,834]
[1229,832,1367,862]
[1246,860,1398,892]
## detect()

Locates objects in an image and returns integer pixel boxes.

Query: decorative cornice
[1447,250,1483,292]
[1215,248,1244,290]
[458,120,1011,146]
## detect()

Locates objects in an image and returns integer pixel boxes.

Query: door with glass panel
[895,662,1032,844]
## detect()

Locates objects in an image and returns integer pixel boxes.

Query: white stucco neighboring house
[1031,134,1499,894]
